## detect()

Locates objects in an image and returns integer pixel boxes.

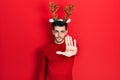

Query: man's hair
[52,21,68,30]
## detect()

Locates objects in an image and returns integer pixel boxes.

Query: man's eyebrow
[61,30,65,32]
[54,30,58,32]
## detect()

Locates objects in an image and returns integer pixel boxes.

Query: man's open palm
[56,35,77,57]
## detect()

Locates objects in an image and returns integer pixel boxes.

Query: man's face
[52,26,68,44]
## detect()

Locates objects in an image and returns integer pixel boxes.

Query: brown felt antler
[49,2,59,20]
[63,4,74,22]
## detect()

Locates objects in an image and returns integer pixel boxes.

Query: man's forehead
[54,26,66,30]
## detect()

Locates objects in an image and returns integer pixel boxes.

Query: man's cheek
[54,35,58,38]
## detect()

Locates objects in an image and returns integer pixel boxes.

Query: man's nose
[58,32,62,36]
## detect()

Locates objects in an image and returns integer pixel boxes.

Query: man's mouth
[56,37,63,41]
[57,37,61,39]
[57,37,63,39]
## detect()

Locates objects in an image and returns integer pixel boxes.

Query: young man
[39,21,78,80]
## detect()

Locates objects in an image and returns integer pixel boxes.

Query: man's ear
[52,30,54,35]
[65,30,68,35]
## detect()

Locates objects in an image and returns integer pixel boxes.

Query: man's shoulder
[40,42,55,52]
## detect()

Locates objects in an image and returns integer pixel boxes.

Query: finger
[67,35,71,46]
[73,39,77,47]
[65,36,68,48]
[56,51,63,55]
[56,52,70,57]
[69,36,73,46]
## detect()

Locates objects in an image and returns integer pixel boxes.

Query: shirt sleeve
[39,50,47,80]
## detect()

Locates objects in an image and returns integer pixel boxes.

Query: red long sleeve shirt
[39,42,76,80]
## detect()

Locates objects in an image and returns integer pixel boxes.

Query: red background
[0,0,120,80]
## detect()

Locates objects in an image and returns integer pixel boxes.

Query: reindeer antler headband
[49,2,74,23]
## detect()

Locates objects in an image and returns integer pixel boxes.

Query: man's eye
[61,31,65,33]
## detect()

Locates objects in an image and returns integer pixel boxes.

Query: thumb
[56,51,63,55]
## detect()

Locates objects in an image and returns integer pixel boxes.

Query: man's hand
[56,35,77,57]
